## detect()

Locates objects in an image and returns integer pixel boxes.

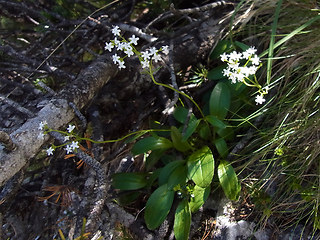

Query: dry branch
[0,57,118,187]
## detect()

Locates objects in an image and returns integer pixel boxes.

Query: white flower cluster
[220,47,260,84]
[220,47,268,105]
[105,26,169,70]
[38,121,79,156]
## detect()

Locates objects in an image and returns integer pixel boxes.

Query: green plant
[109,29,268,238]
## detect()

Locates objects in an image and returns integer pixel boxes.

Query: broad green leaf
[189,185,210,213]
[217,126,234,140]
[167,165,187,190]
[173,106,190,124]
[209,82,231,119]
[234,41,250,51]
[173,107,199,141]
[173,106,197,124]
[132,136,172,155]
[209,40,233,60]
[198,122,211,140]
[226,80,247,97]
[214,138,229,158]
[112,173,148,190]
[218,160,241,201]
[182,119,201,142]
[159,160,185,186]
[207,65,227,81]
[205,115,227,130]
[145,184,174,230]
[187,146,214,188]
[171,126,192,152]
[174,199,191,240]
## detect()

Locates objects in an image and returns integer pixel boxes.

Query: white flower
[113,37,120,46]
[243,47,257,59]
[162,45,169,55]
[149,47,157,56]
[223,68,231,77]
[129,35,139,45]
[70,141,79,150]
[141,50,151,60]
[111,25,121,36]
[64,136,70,142]
[104,42,114,52]
[220,52,228,62]
[112,54,120,64]
[116,42,125,51]
[152,53,162,63]
[65,144,73,154]
[124,45,134,57]
[38,132,45,140]
[118,60,126,69]
[67,124,75,133]
[251,55,260,65]
[39,121,47,130]
[141,60,149,69]
[228,61,240,70]
[229,51,242,61]
[247,66,258,75]
[46,146,54,156]
[255,94,266,105]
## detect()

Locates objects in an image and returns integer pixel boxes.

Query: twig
[146,1,232,30]
[49,130,107,234]
[68,102,87,130]
[162,41,179,115]
[117,23,158,42]
[0,94,35,117]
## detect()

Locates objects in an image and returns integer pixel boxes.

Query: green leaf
[214,138,229,158]
[209,40,233,60]
[171,126,192,152]
[167,165,187,190]
[189,185,210,213]
[145,184,175,230]
[173,107,199,141]
[234,41,250,51]
[198,122,211,140]
[182,119,201,142]
[209,82,231,119]
[132,136,172,155]
[173,106,190,124]
[159,160,185,186]
[217,126,234,141]
[174,199,191,240]
[187,146,215,188]
[112,173,148,190]
[218,160,241,201]
[207,65,227,81]
[205,115,227,130]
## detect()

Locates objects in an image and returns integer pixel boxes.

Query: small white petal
[46,147,54,156]
[111,25,121,36]
[70,141,79,150]
[104,42,114,52]
[67,124,75,133]
[65,145,73,154]
[255,94,266,105]
[162,45,169,55]
[129,35,139,45]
